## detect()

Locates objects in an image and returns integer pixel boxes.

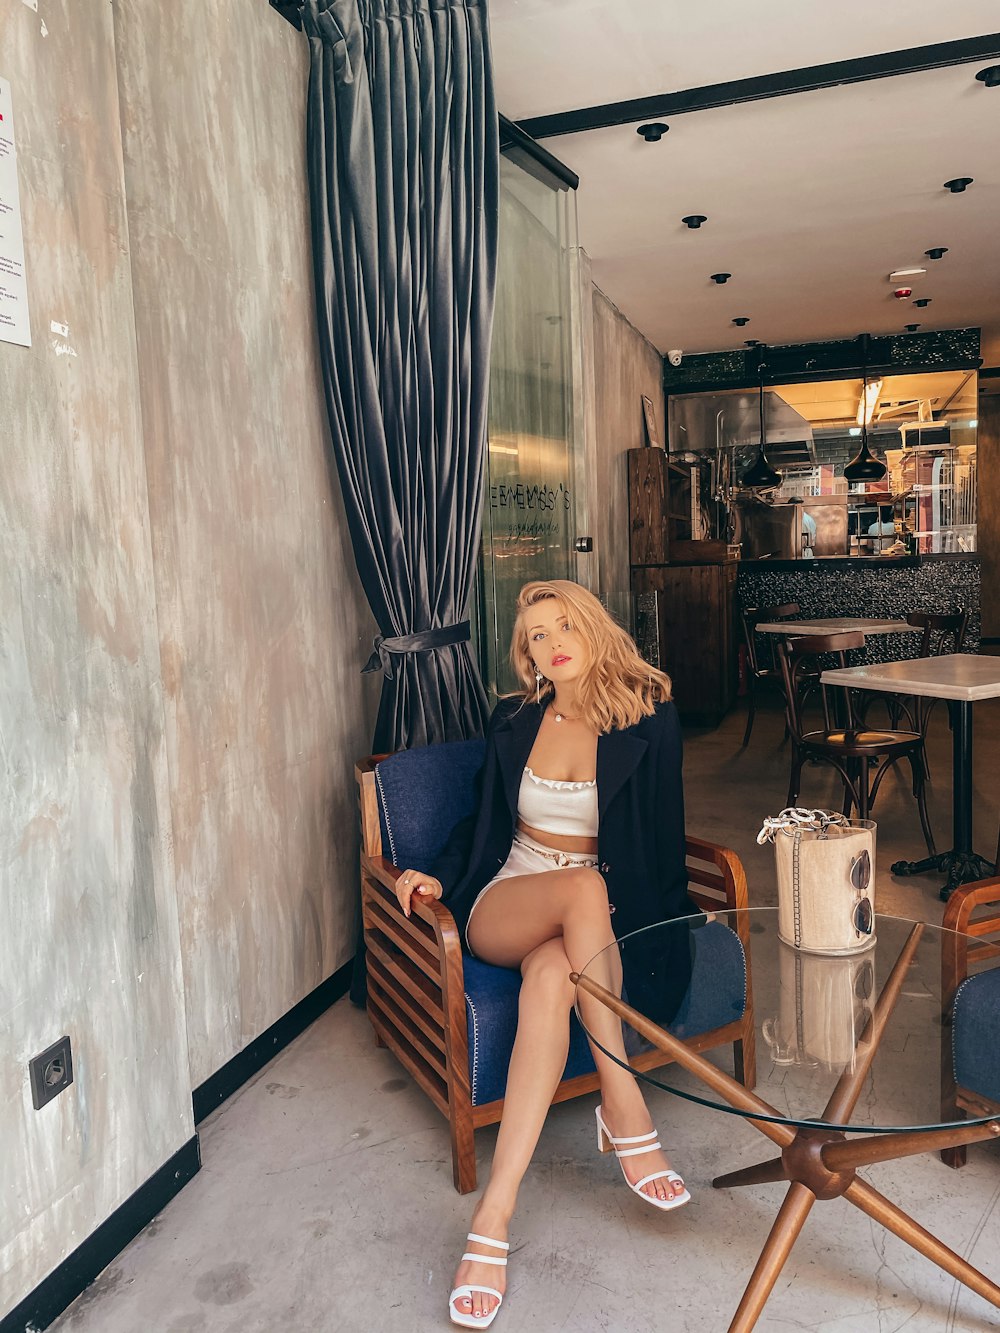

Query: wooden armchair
[356,740,757,1194]
[941,873,1000,1167]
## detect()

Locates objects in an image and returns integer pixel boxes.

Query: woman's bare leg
[450,935,575,1323]
[453,868,686,1314]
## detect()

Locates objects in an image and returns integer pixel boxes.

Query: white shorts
[465,832,600,956]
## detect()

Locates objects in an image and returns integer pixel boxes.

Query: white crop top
[517,767,599,838]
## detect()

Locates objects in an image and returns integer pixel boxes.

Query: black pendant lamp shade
[844,335,888,484]
[742,361,782,489]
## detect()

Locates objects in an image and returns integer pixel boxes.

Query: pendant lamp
[844,335,888,484]
[741,357,782,489]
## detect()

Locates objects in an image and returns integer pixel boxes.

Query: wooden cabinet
[627,447,691,566]
[627,448,737,724]
[632,563,738,724]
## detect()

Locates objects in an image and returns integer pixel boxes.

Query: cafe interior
[3,3,1000,1332]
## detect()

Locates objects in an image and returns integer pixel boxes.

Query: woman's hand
[395,868,443,918]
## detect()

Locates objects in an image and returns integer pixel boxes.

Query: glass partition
[475,156,584,694]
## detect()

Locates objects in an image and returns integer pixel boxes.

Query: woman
[394,580,697,1328]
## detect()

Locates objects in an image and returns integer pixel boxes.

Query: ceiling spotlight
[975,65,1000,87]
[904,323,920,332]
[681,214,708,229]
[914,298,932,308]
[637,122,669,142]
[732,316,750,327]
[943,177,973,193]
[710,273,732,284]
[744,339,760,347]
[925,247,949,260]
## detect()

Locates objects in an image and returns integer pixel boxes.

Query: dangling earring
[534,666,543,705]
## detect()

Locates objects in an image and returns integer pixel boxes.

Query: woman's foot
[597,1101,687,1204]
[449,1199,511,1326]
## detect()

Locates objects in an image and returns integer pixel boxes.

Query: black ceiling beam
[499,115,579,190]
[518,33,1000,140]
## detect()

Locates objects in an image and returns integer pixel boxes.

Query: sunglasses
[850,849,873,935]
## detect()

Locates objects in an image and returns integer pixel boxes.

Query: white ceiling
[489,1,1000,365]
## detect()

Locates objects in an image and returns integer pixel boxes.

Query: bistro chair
[939,872,1000,1169]
[776,631,935,853]
[739,601,802,747]
[356,739,757,1193]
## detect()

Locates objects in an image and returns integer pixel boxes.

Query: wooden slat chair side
[940,875,1000,1168]
[356,756,757,1194]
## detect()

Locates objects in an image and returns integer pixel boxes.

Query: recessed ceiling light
[904,323,920,332]
[914,298,932,308]
[889,268,926,281]
[975,65,1000,87]
[943,177,973,193]
[732,316,750,327]
[744,339,759,347]
[636,122,669,142]
[925,247,949,260]
[710,273,731,284]
[849,427,862,437]
[681,214,708,229]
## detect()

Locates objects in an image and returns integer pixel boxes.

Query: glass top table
[573,908,1000,1332]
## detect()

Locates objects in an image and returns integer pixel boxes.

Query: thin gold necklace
[551,707,580,723]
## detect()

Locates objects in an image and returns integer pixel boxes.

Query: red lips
[551,654,571,666]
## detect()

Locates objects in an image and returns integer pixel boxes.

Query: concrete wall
[0,0,375,1312]
[591,286,666,603]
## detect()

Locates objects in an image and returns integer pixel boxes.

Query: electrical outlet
[29,1036,73,1110]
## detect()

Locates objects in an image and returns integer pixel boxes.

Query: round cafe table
[572,908,1000,1333]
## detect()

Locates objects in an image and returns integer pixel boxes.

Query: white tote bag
[758,808,876,956]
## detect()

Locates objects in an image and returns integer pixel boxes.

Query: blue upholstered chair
[941,874,1000,1168]
[356,739,757,1193]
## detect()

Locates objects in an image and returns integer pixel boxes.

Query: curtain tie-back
[362,621,472,679]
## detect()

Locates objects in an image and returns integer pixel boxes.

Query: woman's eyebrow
[527,624,546,633]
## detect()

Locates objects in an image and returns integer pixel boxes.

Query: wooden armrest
[685,835,750,912]
[362,852,464,946]
[943,875,1000,937]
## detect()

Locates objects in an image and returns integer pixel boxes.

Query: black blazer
[432,696,698,1021]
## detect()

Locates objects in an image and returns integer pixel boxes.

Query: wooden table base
[573,923,1000,1332]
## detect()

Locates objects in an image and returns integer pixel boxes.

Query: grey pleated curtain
[298,0,499,753]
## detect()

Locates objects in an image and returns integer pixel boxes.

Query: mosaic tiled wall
[737,557,980,662]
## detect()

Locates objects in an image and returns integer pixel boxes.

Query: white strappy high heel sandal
[595,1105,691,1212]
[448,1232,509,1328]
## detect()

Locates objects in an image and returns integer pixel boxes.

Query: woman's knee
[520,941,575,1006]
[560,866,611,913]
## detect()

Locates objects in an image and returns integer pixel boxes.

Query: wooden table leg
[728,1183,816,1333]
[846,1176,1000,1309]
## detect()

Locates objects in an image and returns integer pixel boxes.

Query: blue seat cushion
[466,920,747,1106]
[953,968,1000,1105]
[376,739,485,871]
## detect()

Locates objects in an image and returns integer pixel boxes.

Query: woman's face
[523,599,589,687]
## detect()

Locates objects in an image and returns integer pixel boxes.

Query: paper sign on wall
[0,77,31,348]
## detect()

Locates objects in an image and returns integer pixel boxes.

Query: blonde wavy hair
[508,580,672,733]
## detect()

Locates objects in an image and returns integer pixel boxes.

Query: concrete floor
[53,694,1000,1333]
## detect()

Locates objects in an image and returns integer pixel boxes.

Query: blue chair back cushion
[953,968,1000,1105]
[466,920,747,1106]
[376,739,485,871]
